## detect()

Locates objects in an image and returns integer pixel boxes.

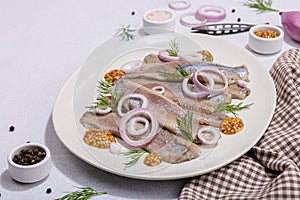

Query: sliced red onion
[195,5,226,22]
[158,50,182,62]
[119,108,159,148]
[280,11,300,42]
[180,12,207,27]
[117,94,148,117]
[95,106,112,115]
[192,68,228,95]
[238,80,248,88]
[182,78,209,99]
[178,51,204,63]
[168,0,191,10]
[120,60,144,73]
[127,116,150,136]
[109,142,123,154]
[197,126,220,145]
[151,85,165,95]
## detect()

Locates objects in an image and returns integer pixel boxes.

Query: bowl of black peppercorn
[7,143,51,183]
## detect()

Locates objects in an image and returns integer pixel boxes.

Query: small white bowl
[142,9,175,34]
[248,24,284,54]
[7,143,51,183]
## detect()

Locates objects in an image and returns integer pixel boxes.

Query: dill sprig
[115,25,136,41]
[111,89,124,111]
[159,66,191,79]
[56,186,106,200]
[214,102,253,118]
[119,149,146,169]
[97,80,112,94]
[243,0,280,13]
[177,111,195,143]
[166,39,180,57]
[86,80,112,110]
[86,95,110,110]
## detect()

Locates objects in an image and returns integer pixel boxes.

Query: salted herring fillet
[80,112,201,164]
[115,79,227,129]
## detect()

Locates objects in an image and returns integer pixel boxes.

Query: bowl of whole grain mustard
[248,24,284,54]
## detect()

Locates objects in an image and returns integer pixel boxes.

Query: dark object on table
[191,23,254,35]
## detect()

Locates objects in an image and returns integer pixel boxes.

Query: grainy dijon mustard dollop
[83,128,116,149]
[104,69,125,84]
[221,117,244,135]
[144,153,162,167]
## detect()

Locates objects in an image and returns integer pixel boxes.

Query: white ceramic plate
[52,32,276,180]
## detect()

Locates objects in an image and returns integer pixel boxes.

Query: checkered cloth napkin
[179,48,300,199]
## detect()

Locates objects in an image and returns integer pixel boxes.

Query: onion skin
[280,11,300,42]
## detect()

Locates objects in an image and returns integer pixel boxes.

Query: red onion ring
[182,78,209,99]
[158,50,182,62]
[195,5,226,22]
[117,94,148,117]
[180,12,207,27]
[197,126,220,145]
[127,116,150,136]
[119,108,159,148]
[95,106,112,115]
[192,68,228,95]
[151,86,165,95]
[238,80,248,88]
[120,60,144,73]
[168,0,191,11]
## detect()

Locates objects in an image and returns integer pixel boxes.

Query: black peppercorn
[46,188,52,194]
[231,9,236,13]
[131,11,135,15]
[13,147,46,166]
[9,126,15,132]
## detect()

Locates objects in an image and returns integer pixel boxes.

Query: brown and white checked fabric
[179,48,300,200]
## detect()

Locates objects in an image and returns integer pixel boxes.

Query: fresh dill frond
[110,89,124,111]
[159,66,191,79]
[166,39,180,57]
[55,186,106,200]
[214,102,253,118]
[97,80,112,94]
[243,0,280,13]
[86,95,110,110]
[119,149,146,169]
[177,111,195,143]
[115,25,136,41]
[176,66,190,77]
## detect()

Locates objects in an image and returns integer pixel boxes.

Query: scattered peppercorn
[12,147,46,165]
[46,188,52,194]
[231,9,236,13]
[237,18,241,22]
[26,141,31,143]
[131,11,135,15]
[9,126,15,132]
